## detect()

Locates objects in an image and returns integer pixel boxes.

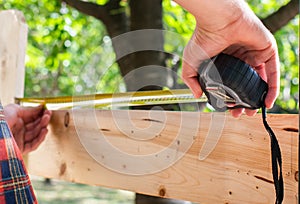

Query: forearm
[173,0,255,29]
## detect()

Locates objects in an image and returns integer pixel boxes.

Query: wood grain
[26,110,298,203]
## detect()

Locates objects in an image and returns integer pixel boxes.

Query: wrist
[174,0,246,27]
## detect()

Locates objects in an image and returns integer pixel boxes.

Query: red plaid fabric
[0,104,37,204]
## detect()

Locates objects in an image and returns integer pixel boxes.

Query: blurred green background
[30,176,135,204]
[1,0,298,113]
[0,0,298,203]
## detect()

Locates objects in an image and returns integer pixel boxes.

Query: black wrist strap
[262,105,284,204]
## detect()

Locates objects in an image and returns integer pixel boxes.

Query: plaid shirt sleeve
[0,104,37,204]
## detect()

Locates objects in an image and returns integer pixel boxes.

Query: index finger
[181,34,215,98]
[20,105,45,123]
[181,60,203,98]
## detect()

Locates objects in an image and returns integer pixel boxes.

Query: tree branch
[62,0,127,37]
[262,0,299,33]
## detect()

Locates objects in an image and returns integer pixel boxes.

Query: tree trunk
[117,0,172,92]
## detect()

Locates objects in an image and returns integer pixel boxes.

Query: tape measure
[198,53,268,111]
[16,89,214,110]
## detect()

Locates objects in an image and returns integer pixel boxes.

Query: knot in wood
[64,112,70,127]
[158,185,166,197]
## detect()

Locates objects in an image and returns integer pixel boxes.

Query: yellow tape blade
[16,89,213,110]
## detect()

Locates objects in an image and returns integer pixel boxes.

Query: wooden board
[26,110,298,203]
[0,10,27,105]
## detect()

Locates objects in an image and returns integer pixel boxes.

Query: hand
[174,0,279,117]
[4,104,52,154]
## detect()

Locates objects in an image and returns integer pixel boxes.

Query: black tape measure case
[198,53,268,111]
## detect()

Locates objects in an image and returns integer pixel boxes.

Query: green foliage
[275,17,299,112]
[247,0,290,18]
[0,0,298,112]
[1,0,120,97]
[31,176,134,204]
